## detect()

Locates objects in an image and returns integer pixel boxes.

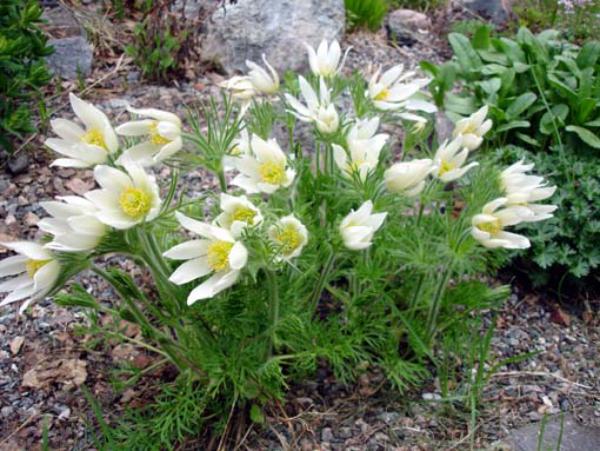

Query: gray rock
[456,0,512,25]
[507,414,600,451]
[42,5,83,36]
[377,411,400,424]
[321,427,334,442]
[7,152,29,175]
[172,0,216,18]
[386,9,431,46]
[435,111,454,143]
[201,0,345,74]
[46,36,93,80]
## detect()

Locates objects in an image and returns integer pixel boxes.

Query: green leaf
[449,32,482,72]
[540,104,569,135]
[576,41,600,69]
[584,118,600,127]
[478,78,501,95]
[249,404,265,424]
[497,121,530,133]
[472,25,491,49]
[444,93,477,115]
[516,132,540,147]
[506,92,537,118]
[566,125,600,149]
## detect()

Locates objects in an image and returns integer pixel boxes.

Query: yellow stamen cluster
[478,219,502,235]
[207,241,233,271]
[438,160,456,176]
[259,161,286,185]
[374,88,390,101]
[119,187,152,219]
[274,224,302,255]
[149,122,171,145]
[82,128,107,149]
[232,206,256,224]
[26,259,50,278]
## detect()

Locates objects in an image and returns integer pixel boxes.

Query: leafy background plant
[0,0,53,153]
[422,26,600,287]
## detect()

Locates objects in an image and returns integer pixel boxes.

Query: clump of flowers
[0,38,557,443]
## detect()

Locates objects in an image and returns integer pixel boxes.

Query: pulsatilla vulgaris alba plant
[0,39,557,438]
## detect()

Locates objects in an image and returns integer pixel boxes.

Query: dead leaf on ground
[10,336,25,355]
[550,306,571,327]
[22,358,87,390]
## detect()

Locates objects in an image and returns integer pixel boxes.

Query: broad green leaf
[478,50,508,65]
[498,37,526,63]
[540,104,569,135]
[577,41,600,69]
[497,121,530,133]
[566,125,600,149]
[512,62,530,73]
[499,68,516,95]
[472,25,492,49]
[585,117,600,127]
[516,132,540,147]
[506,92,537,118]
[577,98,596,123]
[449,33,482,72]
[445,93,477,115]
[480,64,508,75]
[547,74,578,102]
[478,78,501,95]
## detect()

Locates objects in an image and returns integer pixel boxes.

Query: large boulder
[456,0,512,26]
[386,9,431,46]
[201,0,345,74]
[46,36,93,80]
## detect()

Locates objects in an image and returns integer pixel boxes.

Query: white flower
[268,215,308,260]
[433,136,479,182]
[116,106,182,166]
[39,196,106,252]
[215,193,263,237]
[85,160,161,229]
[246,55,279,94]
[305,39,349,77]
[45,93,118,168]
[0,241,61,313]
[384,159,434,196]
[367,65,435,121]
[339,200,387,250]
[500,159,557,222]
[285,76,339,134]
[223,127,252,170]
[164,212,248,305]
[471,198,533,249]
[219,75,256,101]
[333,117,388,181]
[230,134,295,194]
[453,105,493,151]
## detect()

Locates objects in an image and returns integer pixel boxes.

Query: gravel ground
[1,20,599,450]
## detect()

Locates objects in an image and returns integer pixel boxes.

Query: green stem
[309,250,336,313]
[425,258,454,345]
[410,273,425,312]
[217,168,227,192]
[265,269,280,356]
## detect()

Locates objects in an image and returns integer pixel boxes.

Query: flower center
[374,88,390,101]
[438,160,456,176]
[460,123,478,135]
[82,128,107,149]
[207,240,233,271]
[26,259,50,278]
[259,161,286,185]
[119,187,152,219]
[231,206,256,224]
[478,219,502,235]
[274,224,302,256]
[149,122,171,145]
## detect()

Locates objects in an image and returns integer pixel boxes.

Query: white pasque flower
[116,106,182,166]
[246,55,279,94]
[384,158,434,196]
[39,196,106,252]
[285,76,339,134]
[0,241,61,313]
[223,127,251,170]
[305,39,350,77]
[45,93,118,168]
[500,159,557,222]
[230,134,295,194]
[433,136,479,182]
[164,212,248,305]
[471,198,533,249]
[215,193,263,237]
[219,75,256,101]
[85,161,161,229]
[268,215,308,261]
[367,65,435,121]
[453,105,493,151]
[339,200,387,251]
[333,117,389,181]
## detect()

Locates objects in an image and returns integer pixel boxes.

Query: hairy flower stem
[425,257,454,345]
[217,168,228,192]
[309,249,336,314]
[265,269,280,357]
